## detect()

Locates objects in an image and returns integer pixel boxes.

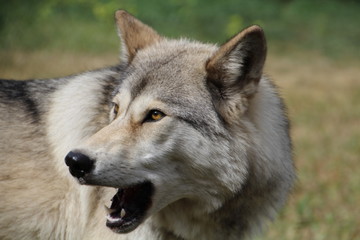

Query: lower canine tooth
[121,208,126,218]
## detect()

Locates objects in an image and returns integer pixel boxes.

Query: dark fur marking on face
[101,66,125,108]
[130,76,149,101]
[0,79,40,122]
[159,95,227,139]
[177,116,216,137]
[111,63,134,99]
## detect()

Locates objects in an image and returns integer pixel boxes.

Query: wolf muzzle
[65,151,94,178]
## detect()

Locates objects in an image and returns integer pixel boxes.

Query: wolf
[0,10,295,240]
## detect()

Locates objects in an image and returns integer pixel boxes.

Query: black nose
[65,151,94,178]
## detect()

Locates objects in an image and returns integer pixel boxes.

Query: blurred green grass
[1,0,360,59]
[1,1,359,239]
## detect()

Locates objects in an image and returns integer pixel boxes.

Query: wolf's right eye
[112,103,119,116]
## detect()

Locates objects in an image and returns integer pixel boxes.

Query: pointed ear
[115,10,163,64]
[206,25,267,122]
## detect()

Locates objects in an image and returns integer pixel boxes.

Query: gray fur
[0,10,294,240]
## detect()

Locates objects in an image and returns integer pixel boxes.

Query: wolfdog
[0,10,295,240]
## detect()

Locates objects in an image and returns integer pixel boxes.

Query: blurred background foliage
[1,0,360,59]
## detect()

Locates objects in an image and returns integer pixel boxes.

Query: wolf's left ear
[206,26,266,122]
[115,10,163,64]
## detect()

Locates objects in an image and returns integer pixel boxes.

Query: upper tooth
[121,208,126,218]
[104,205,111,214]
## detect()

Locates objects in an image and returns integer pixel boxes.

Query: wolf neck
[147,199,251,240]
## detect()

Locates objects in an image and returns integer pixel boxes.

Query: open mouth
[106,181,154,233]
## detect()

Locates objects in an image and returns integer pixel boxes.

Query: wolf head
[65,10,293,238]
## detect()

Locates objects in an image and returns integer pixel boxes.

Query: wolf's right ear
[206,25,267,123]
[115,10,163,64]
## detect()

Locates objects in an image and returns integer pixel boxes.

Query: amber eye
[151,111,163,121]
[144,110,165,123]
[113,103,119,116]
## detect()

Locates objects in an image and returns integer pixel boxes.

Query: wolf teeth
[104,205,111,214]
[106,214,117,223]
[120,208,126,218]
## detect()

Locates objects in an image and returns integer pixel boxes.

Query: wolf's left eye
[144,110,165,123]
